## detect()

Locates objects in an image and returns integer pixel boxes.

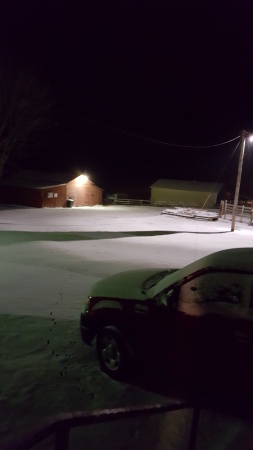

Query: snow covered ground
[1,204,253,449]
[0,204,252,319]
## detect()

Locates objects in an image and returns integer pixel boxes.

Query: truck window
[178,272,252,316]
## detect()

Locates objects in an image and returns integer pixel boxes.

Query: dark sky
[1,0,253,192]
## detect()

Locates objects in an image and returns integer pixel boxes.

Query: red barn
[0,171,103,208]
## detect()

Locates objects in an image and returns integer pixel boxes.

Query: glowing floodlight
[248,134,253,142]
[76,174,88,186]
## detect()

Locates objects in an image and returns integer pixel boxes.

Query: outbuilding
[0,171,103,208]
[150,179,224,208]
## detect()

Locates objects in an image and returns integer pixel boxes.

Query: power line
[60,108,241,149]
[201,139,241,209]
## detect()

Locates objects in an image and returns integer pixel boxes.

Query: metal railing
[3,400,200,450]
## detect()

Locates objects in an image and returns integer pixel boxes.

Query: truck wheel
[96,326,134,379]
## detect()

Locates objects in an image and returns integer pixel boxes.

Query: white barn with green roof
[150,179,224,208]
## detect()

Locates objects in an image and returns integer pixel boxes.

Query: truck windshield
[142,270,177,292]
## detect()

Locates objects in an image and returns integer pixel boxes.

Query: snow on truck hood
[88,268,177,300]
[88,248,253,301]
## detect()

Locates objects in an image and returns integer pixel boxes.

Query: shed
[0,171,103,208]
[150,179,224,208]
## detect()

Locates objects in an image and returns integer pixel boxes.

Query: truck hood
[88,268,177,300]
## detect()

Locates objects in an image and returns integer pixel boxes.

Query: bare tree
[0,59,55,177]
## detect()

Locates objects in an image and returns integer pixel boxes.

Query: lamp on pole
[231,130,247,231]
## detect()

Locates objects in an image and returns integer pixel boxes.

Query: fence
[4,400,200,450]
[152,201,198,208]
[219,200,253,224]
[105,199,199,207]
[106,198,150,206]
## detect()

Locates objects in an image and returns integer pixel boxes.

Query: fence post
[240,205,244,223]
[224,200,227,219]
[219,200,224,218]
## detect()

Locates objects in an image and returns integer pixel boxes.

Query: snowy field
[0,204,252,319]
[1,204,253,450]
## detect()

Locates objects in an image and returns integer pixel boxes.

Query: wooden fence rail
[152,201,198,208]
[219,200,253,224]
[106,199,199,207]
[112,198,150,205]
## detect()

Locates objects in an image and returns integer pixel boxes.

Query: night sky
[1,0,253,193]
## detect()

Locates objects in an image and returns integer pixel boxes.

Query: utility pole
[231,130,247,231]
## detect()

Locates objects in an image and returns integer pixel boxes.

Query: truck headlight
[83,297,91,313]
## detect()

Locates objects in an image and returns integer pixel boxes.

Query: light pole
[231,130,248,231]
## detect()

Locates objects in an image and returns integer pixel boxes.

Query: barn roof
[150,179,224,193]
[0,170,84,189]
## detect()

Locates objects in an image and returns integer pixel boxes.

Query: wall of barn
[0,185,67,208]
[150,188,217,207]
[66,178,102,206]
[0,186,42,207]
[40,185,67,207]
